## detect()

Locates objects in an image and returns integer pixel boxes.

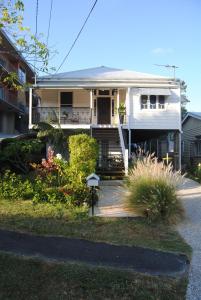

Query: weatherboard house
[29,66,181,174]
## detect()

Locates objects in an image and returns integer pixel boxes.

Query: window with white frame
[141,95,165,110]
[150,95,156,109]
[158,95,165,109]
[141,95,148,109]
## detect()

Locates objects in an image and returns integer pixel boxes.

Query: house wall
[129,88,181,130]
[37,89,90,107]
[182,117,201,164]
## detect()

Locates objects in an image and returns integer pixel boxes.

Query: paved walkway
[177,178,201,300]
[0,229,188,276]
[91,180,137,217]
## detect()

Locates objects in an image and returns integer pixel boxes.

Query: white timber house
[29,66,182,175]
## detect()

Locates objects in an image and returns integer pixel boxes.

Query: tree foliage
[0,0,52,88]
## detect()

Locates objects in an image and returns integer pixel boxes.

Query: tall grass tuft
[126,154,183,222]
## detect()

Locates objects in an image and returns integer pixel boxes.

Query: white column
[126,88,131,158]
[129,129,131,158]
[117,89,120,110]
[126,87,130,127]
[29,87,32,128]
[90,89,93,124]
[178,131,182,171]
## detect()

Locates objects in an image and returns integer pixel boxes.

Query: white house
[29,66,181,174]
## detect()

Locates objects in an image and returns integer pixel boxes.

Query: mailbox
[86,173,100,187]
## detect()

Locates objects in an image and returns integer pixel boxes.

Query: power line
[34,0,39,76]
[55,0,98,73]
[46,0,53,46]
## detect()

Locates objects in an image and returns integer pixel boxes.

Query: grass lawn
[0,252,187,300]
[0,198,191,299]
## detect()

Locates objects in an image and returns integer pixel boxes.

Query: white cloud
[152,47,174,55]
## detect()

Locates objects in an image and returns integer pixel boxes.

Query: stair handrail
[118,114,128,175]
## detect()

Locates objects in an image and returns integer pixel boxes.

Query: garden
[0,130,191,300]
[0,132,99,217]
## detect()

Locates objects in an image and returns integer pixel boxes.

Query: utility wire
[55,0,98,73]
[34,0,39,78]
[46,0,53,46]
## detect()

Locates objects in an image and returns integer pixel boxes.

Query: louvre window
[150,95,156,109]
[141,95,148,109]
[159,95,165,109]
[141,95,165,110]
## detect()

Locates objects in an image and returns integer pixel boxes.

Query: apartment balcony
[32,107,91,127]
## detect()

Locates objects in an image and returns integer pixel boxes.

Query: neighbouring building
[0,29,35,138]
[182,112,201,167]
[29,66,182,174]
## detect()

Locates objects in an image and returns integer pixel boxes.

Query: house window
[0,86,5,100]
[93,89,97,96]
[98,90,110,96]
[159,95,165,109]
[112,99,115,116]
[60,92,73,107]
[18,66,26,83]
[94,99,97,116]
[0,58,6,68]
[141,95,148,109]
[150,95,156,109]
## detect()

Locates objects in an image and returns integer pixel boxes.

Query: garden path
[177,178,201,300]
[90,180,137,217]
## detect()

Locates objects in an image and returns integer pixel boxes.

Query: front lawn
[0,252,188,300]
[0,199,191,257]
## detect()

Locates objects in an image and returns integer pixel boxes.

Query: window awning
[138,88,171,95]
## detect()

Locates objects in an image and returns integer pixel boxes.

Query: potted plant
[118,103,126,124]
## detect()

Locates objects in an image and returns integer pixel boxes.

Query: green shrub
[0,139,44,174]
[0,170,33,200]
[68,133,98,185]
[127,155,183,222]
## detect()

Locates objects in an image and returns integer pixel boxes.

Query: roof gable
[182,112,201,125]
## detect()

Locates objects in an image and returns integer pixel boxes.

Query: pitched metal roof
[182,112,201,124]
[39,66,168,81]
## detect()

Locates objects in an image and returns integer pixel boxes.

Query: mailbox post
[86,173,100,216]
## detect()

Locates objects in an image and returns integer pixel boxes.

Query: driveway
[177,178,201,300]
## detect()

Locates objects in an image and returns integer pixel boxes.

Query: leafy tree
[176,79,189,119]
[0,0,53,89]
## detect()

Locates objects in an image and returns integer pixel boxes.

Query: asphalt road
[0,229,189,276]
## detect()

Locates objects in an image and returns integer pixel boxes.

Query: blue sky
[23,0,201,111]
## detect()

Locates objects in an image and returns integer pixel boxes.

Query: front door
[97,97,111,124]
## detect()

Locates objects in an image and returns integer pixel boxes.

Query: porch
[29,88,128,128]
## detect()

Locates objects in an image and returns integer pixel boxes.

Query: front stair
[92,128,124,177]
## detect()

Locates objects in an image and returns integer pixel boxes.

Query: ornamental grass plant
[127,154,184,222]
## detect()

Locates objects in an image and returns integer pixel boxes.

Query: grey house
[182,112,201,166]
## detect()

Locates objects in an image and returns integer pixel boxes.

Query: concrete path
[91,180,137,217]
[0,229,189,276]
[177,178,201,300]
